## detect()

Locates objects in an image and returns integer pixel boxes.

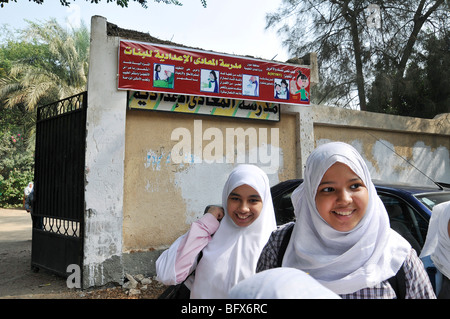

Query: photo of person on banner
[154,64,175,89]
[200,69,219,93]
[155,64,162,81]
[243,75,259,97]
[274,79,289,100]
[290,70,309,102]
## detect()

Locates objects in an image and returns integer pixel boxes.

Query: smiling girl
[315,161,369,232]
[156,164,276,298]
[257,142,435,299]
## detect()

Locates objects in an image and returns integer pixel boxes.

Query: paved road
[0,208,77,299]
[0,208,32,242]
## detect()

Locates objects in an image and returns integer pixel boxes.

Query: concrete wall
[123,110,297,252]
[84,16,127,287]
[83,16,450,287]
[286,104,450,186]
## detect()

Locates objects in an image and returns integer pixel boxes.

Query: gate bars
[31,91,87,282]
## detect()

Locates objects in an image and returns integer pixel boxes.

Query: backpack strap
[158,248,204,299]
[388,263,406,299]
[277,223,294,267]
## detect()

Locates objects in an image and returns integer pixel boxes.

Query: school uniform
[156,164,276,298]
[257,142,435,299]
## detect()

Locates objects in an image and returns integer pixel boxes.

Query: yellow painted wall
[123,109,297,251]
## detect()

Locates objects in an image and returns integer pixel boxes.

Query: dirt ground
[0,208,166,299]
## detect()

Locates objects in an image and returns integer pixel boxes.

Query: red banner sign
[118,40,310,105]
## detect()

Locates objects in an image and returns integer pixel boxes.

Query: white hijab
[190,164,277,298]
[420,201,450,279]
[282,142,411,295]
[229,267,340,299]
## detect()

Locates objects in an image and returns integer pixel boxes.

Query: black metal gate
[31,92,87,285]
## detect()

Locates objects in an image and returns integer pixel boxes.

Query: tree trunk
[349,18,367,111]
[341,2,367,111]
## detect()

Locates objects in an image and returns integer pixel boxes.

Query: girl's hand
[205,205,224,221]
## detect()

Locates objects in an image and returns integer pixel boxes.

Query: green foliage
[0,19,90,207]
[367,33,450,118]
[0,128,34,208]
[0,19,90,110]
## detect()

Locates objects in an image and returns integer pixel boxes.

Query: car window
[379,194,428,254]
[415,193,450,210]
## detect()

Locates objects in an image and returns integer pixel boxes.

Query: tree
[0,23,52,144]
[0,32,36,206]
[384,0,446,112]
[0,119,34,208]
[367,32,450,118]
[0,20,90,206]
[0,19,90,110]
[266,0,376,109]
[266,0,447,113]
[0,0,207,9]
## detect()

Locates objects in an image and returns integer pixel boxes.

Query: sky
[0,0,289,62]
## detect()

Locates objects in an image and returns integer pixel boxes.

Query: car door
[378,194,428,254]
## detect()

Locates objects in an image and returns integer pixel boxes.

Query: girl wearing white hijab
[257,142,435,298]
[420,201,450,298]
[156,164,277,298]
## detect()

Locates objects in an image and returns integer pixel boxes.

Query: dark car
[270,179,450,255]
